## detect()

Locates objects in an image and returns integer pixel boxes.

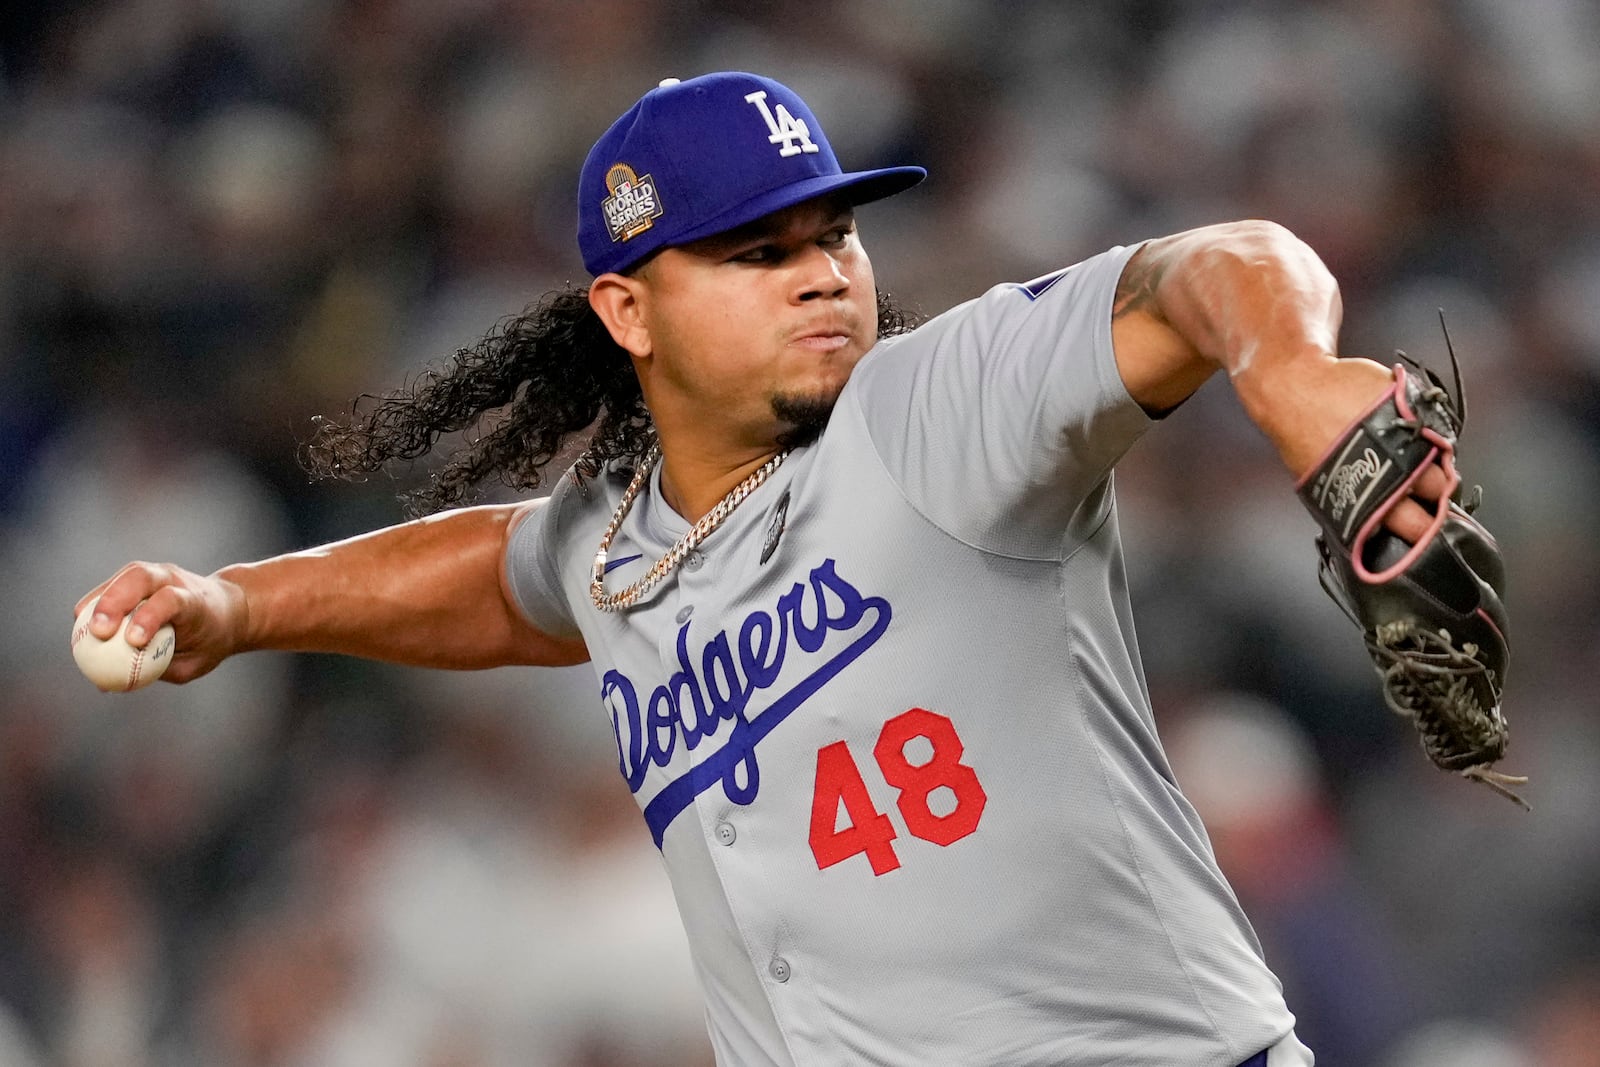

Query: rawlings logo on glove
[1297,323,1527,809]
[1320,446,1388,527]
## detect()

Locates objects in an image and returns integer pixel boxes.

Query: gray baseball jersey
[506,243,1297,1066]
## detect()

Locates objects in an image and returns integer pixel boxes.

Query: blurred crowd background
[2,1,1598,1065]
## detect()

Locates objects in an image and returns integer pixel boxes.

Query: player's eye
[819,226,852,247]
[731,244,779,264]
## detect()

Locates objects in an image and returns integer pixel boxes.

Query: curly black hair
[301,287,922,516]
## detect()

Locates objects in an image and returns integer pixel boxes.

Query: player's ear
[589,271,653,359]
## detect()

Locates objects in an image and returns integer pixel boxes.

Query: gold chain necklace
[590,443,791,612]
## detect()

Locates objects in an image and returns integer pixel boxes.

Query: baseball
[71,601,176,692]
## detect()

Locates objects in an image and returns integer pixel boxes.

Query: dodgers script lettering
[600,559,891,847]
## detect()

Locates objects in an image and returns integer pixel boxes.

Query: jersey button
[715,822,736,846]
[685,551,705,571]
[768,957,791,983]
[676,605,694,625]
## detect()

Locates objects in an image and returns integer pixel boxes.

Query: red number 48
[808,708,987,876]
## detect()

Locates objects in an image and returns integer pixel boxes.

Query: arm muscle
[219,502,589,670]
[1107,219,1446,541]
[1110,220,1393,477]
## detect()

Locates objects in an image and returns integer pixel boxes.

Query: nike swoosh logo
[603,553,643,574]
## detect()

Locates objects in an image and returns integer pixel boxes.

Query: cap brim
[638,166,926,264]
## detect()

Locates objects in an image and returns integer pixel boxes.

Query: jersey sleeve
[850,242,1153,558]
[503,474,584,641]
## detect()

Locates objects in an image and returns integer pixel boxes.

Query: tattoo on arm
[1112,248,1169,322]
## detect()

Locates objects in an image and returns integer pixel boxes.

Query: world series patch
[601,162,664,243]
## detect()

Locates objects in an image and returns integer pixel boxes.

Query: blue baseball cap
[578,72,926,276]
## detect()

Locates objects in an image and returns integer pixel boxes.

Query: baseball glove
[1298,323,1526,808]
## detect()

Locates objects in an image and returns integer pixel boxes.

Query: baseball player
[76,72,1464,1065]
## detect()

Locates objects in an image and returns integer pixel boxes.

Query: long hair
[301,287,922,516]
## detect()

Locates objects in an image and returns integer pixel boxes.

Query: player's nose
[792,244,851,303]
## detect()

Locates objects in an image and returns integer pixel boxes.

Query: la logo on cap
[601,162,664,243]
[576,72,925,276]
[744,90,819,158]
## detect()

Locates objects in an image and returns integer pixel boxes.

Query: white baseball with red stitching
[70,601,176,692]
